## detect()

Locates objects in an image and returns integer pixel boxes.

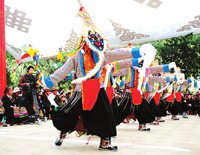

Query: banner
[5,0,200,61]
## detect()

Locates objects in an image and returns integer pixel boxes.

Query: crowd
[1,82,199,127]
[183,90,200,116]
[0,66,73,127]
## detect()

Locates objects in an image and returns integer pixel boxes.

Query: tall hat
[71,7,109,84]
[77,7,108,54]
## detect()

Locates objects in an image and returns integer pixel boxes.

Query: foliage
[6,34,200,88]
[6,52,72,91]
[151,34,200,79]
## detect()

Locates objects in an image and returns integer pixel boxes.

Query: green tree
[152,34,200,79]
[6,52,72,91]
[6,34,200,88]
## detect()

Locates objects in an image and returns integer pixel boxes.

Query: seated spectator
[53,92,70,112]
[2,87,15,125]
[58,92,68,106]
[186,94,196,115]
[48,87,60,107]
[196,93,200,117]
[12,87,28,123]
[0,99,7,127]
[193,93,200,116]
[42,88,52,119]
[12,87,24,106]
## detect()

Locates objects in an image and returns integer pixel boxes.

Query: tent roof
[5,0,200,61]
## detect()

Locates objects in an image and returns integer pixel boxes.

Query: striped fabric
[149,64,169,75]
[148,76,169,92]
[49,48,137,91]
[103,48,134,65]
[117,58,138,71]
[113,68,133,88]
[152,76,169,83]
[113,68,129,77]
[50,56,75,84]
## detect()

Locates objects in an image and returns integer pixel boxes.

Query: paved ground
[0,115,200,155]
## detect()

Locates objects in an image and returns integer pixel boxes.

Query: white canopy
[5,0,200,61]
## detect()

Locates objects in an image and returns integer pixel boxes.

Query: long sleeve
[148,64,170,75]
[151,76,171,83]
[65,71,75,80]
[44,56,75,88]
[104,48,141,65]
[113,58,139,73]
[2,95,12,109]
[18,75,27,88]
[113,68,129,77]
[147,76,170,92]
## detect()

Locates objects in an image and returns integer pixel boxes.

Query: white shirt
[48,93,58,107]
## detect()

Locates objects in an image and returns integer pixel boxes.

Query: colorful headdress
[71,7,108,84]
[78,7,108,54]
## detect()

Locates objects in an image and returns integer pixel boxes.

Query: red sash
[175,92,182,102]
[106,87,114,104]
[144,92,150,100]
[166,93,174,102]
[81,78,100,110]
[153,93,161,105]
[130,88,142,105]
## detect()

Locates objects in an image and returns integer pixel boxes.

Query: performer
[103,58,142,125]
[113,67,155,131]
[42,7,154,151]
[145,61,183,122]
[147,77,174,123]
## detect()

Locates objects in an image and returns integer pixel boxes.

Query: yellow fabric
[27,47,39,56]
[57,52,63,62]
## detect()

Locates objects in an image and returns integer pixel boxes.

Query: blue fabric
[194,82,197,87]
[166,77,171,83]
[110,74,114,86]
[92,51,100,78]
[187,79,192,84]
[163,64,170,72]
[179,86,182,92]
[146,83,149,93]
[65,72,72,80]
[119,79,124,87]
[79,50,100,79]
[44,76,54,88]
[131,68,134,88]
[174,76,177,82]
[131,48,141,58]
[79,51,86,76]
[33,53,39,65]
[132,58,139,67]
